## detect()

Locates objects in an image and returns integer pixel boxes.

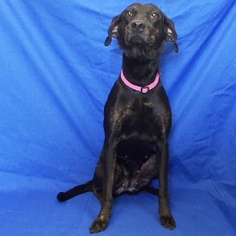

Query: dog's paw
[89,217,109,234]
[160,215,176,230]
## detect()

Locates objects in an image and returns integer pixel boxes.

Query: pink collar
[120,70,160,93]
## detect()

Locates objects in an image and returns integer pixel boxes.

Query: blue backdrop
[1,0,236,235]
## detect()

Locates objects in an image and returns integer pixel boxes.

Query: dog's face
[105,3,178,59]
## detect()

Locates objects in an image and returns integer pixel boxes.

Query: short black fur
[57,3,178,233]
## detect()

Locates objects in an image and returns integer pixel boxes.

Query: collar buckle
[141,86,150,93]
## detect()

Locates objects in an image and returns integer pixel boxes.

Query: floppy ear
[163,15,179,53]
[104,15,122,46]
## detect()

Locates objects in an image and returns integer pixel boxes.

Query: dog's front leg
[90,139,117,234]
[158,136,176,230]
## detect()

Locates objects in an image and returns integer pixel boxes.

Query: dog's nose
[131,20,145,31]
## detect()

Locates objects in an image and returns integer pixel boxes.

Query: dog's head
[105,3,178,59]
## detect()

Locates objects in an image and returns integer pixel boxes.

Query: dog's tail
[57,180,93,202]
[144,186,159,196]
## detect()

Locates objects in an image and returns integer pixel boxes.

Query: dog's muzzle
[126,20,153,45]
[130,20,146,32]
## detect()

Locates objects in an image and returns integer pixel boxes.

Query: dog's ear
[163,15,179,53]
[104,15,121,46]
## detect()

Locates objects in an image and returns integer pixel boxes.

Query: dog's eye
[150,13,158,19]
[126,11,133,17]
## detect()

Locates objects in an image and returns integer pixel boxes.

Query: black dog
[57,3,178,233]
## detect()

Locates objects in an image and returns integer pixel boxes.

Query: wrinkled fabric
[0,0,236,235]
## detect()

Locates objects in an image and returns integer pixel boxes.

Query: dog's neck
[122,54,160,87]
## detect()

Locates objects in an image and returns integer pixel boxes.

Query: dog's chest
[117,98,160,135]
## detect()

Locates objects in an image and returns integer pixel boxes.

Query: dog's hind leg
[57,180,93,202]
